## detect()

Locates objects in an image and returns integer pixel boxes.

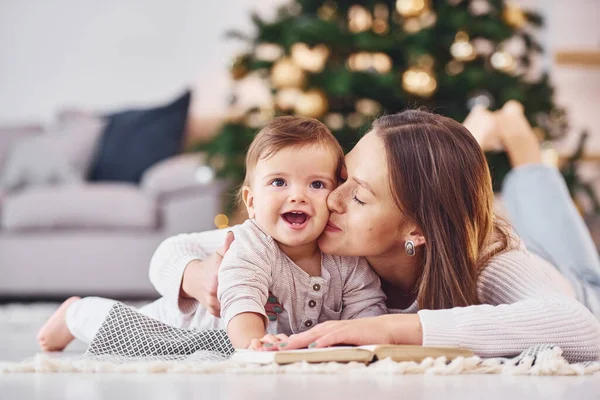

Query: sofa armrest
[140,153,215,197]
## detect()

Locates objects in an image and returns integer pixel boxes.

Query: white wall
[0,0,285,123]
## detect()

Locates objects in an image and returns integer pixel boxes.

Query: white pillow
[0,117,105,191]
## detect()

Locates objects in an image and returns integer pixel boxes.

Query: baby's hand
[247,334,290,351]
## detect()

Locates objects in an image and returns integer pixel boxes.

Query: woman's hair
[239,116,344,198]
[373,109,514,310]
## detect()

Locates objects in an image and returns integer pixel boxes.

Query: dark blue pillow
[89,90,191,183]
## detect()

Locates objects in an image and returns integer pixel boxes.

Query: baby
[37,116,387,351]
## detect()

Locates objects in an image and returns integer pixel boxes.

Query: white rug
[2,346,600,376]
[2,303,599,376]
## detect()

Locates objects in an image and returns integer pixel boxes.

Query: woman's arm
[417,249,600,363]
[284,250,600,363]
[148,228,231,314]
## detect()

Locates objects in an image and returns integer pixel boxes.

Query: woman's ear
[408,228,426,247]
[241,186,255,218]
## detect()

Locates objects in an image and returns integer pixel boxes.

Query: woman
[149,102,600,362]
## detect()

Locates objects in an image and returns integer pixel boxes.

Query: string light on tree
[324,113,345,130]
[419,10,437,28]
[466,90,494,110]
[373,3,390,35]
[275,88,302,111]
[450,31,476,62]
[468,0,492,16]
[348,5,373,33]
[347,112,365,129]
[402,66,437,97]
[446,60,464,75]
[294,89,329,118]
[270,58,305,88]
[355,99,382,116]
[291,43,330,73]
[490,50,516,73]
[396,0,429,18]
[317,0,337,20]
[347,52,392,73]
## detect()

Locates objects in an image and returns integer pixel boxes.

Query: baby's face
[244,144,338,249]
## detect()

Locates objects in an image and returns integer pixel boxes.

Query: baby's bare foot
[463,105,502,151]
[498,100,541,167]
[37,296,80,352]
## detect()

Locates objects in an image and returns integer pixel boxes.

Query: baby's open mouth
[282,211,309,225]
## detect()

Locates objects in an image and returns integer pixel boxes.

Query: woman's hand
[180,231,284,319]
[281,315,423,350]
[248,334,290,351]
[181,231,235,317]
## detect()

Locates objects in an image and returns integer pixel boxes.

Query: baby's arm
[340,257,388,319]
[217,223,274,349]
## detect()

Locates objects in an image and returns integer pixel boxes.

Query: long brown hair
[373,109,513,310]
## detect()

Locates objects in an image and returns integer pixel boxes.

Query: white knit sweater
[148,227,600,362]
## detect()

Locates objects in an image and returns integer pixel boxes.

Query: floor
[1,303,600,400]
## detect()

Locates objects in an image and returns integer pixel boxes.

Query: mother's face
[318,131,406,257]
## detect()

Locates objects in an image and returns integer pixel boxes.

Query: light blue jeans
[502,163,600,316]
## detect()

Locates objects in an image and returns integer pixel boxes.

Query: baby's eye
[270,178,286,187]
[310,181,326,189]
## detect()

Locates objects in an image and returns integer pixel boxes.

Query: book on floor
[230,344,474,365]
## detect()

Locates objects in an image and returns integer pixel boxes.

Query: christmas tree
[197,0,598,216]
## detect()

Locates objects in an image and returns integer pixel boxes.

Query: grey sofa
[0,124,224,298]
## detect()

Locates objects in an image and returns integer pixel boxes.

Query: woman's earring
[405,240,416,257]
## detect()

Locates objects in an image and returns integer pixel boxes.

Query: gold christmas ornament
[347,112,365,129]
[275,88,302,111]
[318,1,337,20]
[255,43,284,62]
[446,60,464,76]
[271,58,306,89]
[294,89,329,118]
[347,52,371,71]
[490,51,516,73]
[355,99,382,116]
[402,67,437,97]
[503,1,527,29]
[396,0,428,18]
[230,56,249,81]
[324,113,345,130]
[214,214,229,229]
[348,5,373,33]
[291,43,330,73]
[450,31,476,62]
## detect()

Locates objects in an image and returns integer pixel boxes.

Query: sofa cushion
[0,124,44,171]
[0,117,106,191]
[88,90,191,184]
[1,184,158,231]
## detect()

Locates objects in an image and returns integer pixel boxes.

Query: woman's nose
[327,186,345,213]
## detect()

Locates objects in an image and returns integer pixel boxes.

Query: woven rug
[2,303,599,375]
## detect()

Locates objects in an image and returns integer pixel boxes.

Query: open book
[230,345,474,365]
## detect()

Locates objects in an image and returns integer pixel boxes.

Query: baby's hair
[238,116,344,202]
